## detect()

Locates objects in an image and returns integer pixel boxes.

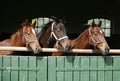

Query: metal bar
[0,46,119,54]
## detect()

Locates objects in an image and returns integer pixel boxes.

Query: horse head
[88,20,110,55]
[49,18,72,51]
[38,17,72,51]
[22,19,41,53]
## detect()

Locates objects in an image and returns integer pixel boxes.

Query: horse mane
[11,19,32,39]
[73,24,90,40]
[9,26,23,46]
[38,21,53,40]
[37,17,64,39]
[37,17,64,40]
[76,24,90,35]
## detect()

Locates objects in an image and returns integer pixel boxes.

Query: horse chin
[29,44,41,54]
[96,44,110,55]
[32,49,40,54]
[59,40,72,51]
[99,48,109,55]
[101,51,108,55]
[59,43,71,51]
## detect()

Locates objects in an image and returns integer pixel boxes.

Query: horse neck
[40,26,54,47]
[10,29,24,46]
[73,29,91,49]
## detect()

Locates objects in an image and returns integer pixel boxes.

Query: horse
[52,20,110,56]
[37,18,71,56]
[0,19,41,55]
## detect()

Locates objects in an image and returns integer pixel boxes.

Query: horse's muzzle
[102,48,110,55]
[33,47,41,54]
[104,48,110,55]
[29,43,41,54]
[65,45,72,51]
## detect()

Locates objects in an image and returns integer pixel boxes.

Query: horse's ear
[54,17,59,23]
[22,19,30,26]
[91,20,96,27]
[31,20,36,28]
[25,19,30,24]
[61,17,66,24]
[54,15,61,23]
[98,20,102,27]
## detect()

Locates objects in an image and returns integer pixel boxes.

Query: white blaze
[32,28,36,35]
[100,30,103,34]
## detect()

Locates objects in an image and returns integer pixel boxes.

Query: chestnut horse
[52,20,110,56]
[0,19,41,55]
[37,18,71,56]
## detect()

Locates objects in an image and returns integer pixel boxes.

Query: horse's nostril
[66,45,71,51]
[105,48,110,54]
[106,48,110,51]
[34,47,41,53]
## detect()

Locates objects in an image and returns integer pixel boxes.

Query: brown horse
[0,19,41,55]
[38,18,71,56]
[52,20,110,56]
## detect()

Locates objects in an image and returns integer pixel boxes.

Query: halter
[88,27,106,49]
[23,30,39,48]
[50,22,68,46]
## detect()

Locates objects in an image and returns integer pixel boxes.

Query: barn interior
[0,0,120,49]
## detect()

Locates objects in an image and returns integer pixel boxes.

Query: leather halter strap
[22,27,39,48]
[23,34,38,48]
[88,27,106,49]
[50,22,68,46]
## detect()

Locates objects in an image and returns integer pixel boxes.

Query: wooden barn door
[1,56,120,81]
[47,56,120,81]
[0,56,47,81]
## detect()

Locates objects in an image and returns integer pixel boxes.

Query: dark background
[0,0,120,49]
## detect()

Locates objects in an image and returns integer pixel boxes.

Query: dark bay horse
[38,18,71,56]
[0,19,41,55]
[52,20,110,56]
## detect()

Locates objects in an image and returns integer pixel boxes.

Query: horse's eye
[57,29,60,32]
[56,28,61,32]
[27,33,31,36]
[94,33,98,36]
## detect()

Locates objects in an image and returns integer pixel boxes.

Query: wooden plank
[97,56,105,81]
[113,57,120,81]
[11,56,19,81]
[73,56,80,81]
[80,56,90,81]
[0,56,2,81]
[48,56,56,81]
[104,56,113,81]
[19,56,28,81]
[56,57,65,81]
[64,56,73,81]
[0,46,120,54]
[3,57,10,81]
[37,56,47,81]
[28,56,37,81]
[90,56,97,81]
